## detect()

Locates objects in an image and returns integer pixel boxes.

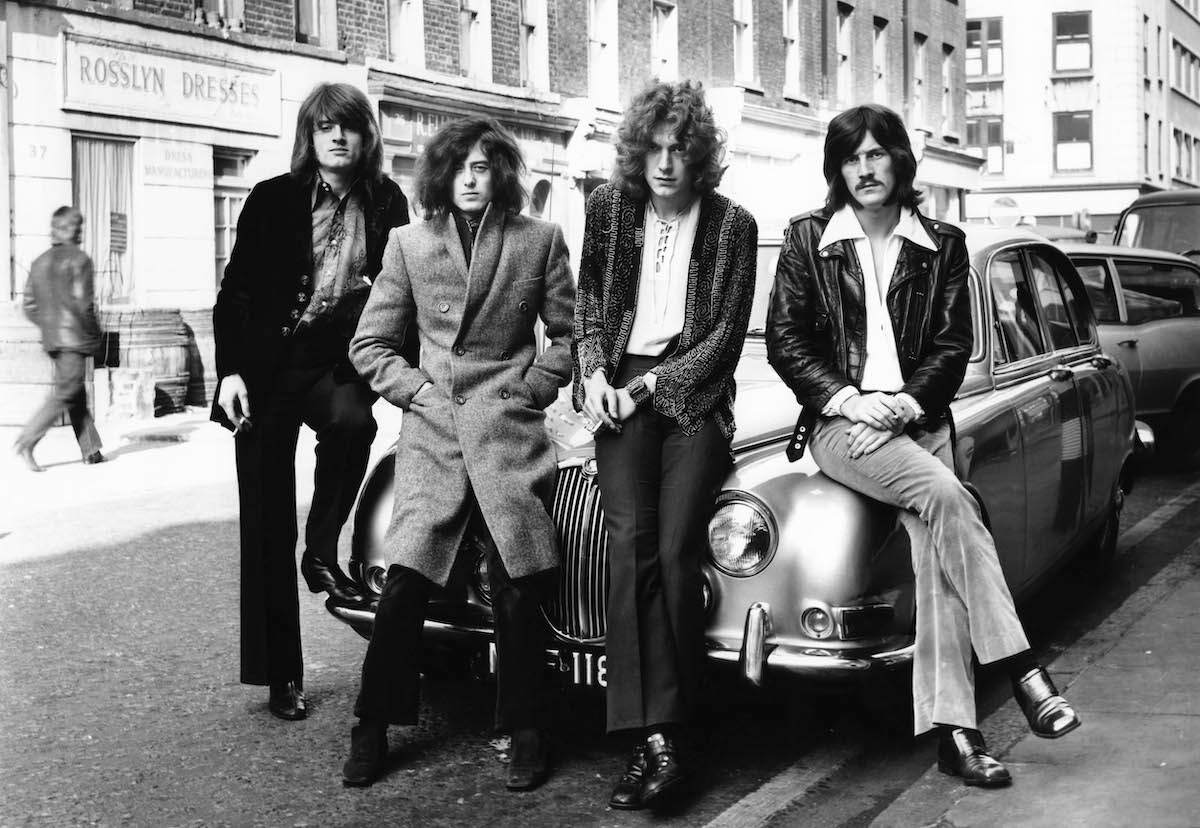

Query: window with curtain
[72,136,133,306]
[214,149,252,289]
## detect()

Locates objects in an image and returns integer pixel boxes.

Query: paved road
[1,422,1198,827]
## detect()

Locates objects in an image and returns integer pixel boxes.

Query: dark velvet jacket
[766,206,973,456]
[211,172,410,425]
[572,183,758,439]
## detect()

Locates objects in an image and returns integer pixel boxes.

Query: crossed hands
[840,391,917,459]
[582,369,637,434]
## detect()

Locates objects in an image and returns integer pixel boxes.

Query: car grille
[543,464,610,644]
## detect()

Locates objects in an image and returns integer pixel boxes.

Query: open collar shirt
[624,197,701,357]
[818,204,936,419]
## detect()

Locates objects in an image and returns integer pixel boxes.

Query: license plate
[486,643,608,688]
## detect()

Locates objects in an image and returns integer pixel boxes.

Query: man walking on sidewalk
[15,206,104,472]
[767,104,1081,787]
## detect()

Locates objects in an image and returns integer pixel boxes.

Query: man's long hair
[823,104,923,212]
[415,118,527,217]
[290,83,385,183]
[612,80,726,201]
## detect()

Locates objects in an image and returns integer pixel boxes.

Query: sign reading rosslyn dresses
[61,34,281,136]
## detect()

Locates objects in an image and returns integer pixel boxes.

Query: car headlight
[707,494,776,577]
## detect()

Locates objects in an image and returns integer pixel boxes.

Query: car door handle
[1091,354,1114,369]
[1047,366,1074,382]
[1117,338,1139,347]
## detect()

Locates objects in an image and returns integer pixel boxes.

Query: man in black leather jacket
[767,105,1080,788]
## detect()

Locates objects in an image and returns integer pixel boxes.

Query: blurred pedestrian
[15,206,104,472]
[341,117,574,790]
[573,80,758,810]
[212,82,411,722]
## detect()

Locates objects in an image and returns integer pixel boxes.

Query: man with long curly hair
[342,117,574,790]
[212,82,410,722]
[573,80,758,810]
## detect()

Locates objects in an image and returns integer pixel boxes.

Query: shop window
[652,1,678,82]
[73,136,133,306]
[392,155,419,216]
[1054,111,1092,171]
[388,0,425,67]
[1053,11,1091,73]
[214,149,252,289]
[296,0,337,48]
[530,179,552,218]
[588,0,619,105]
[733,0,755,87]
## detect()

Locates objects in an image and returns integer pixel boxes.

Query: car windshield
[1116,204,1200,254]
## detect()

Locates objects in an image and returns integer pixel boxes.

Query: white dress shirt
[625,199,701,357]
[818,205,936,418]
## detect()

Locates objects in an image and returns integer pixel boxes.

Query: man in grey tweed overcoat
[341,118,574,791]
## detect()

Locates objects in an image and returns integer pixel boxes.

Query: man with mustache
[767,104,1080,787]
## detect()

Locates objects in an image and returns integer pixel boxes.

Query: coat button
[453,345,465,356]
[300,274,310,286]
[290,309,301,319]
[454,394,466,405]
[280,326,291,336]
[297,292,308,302]
[500,389,511,399]
[518,299,529,312]
[439,301,451,313]
[499,350,511,360]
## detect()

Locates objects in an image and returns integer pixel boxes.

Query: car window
[1071,258,1121,323]
[1027,251,1079,351]
[1056,263,1096,345]
[990,250,1046,365]
[1112,258,1200,323]
[1116,204,1200,253]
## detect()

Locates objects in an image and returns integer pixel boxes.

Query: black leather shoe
[300,555,367,606]
[608,743,648,810]
[641,732,687,807]
[342,720,388,787]
[82,451,105,465]
[1014,666,1081,739]
[267,680,307,721]
[937,727,1012,788]
[506,728,550,791]
[14,444,44,473]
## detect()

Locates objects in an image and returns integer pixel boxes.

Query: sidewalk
[874,536,1200,827]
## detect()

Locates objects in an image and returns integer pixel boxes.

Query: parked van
[1114,189,1200,258]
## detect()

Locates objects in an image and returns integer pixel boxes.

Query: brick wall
[618,0,652,104]
[133,0,192,21]
[492,0,521,86]
[243,0,294,41]
[424,0,461,75]
[338,0,389,60]
[551,0,588,97]
[679,0,714,88]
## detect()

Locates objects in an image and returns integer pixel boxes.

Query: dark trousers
[355,509,555,731]
[18,350,102,458]
[594,357,730,733]
[234,342,377,686]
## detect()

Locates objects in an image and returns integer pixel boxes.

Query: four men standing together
[205,78,1080,806]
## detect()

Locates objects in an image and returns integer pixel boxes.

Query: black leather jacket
[766,206,973,448]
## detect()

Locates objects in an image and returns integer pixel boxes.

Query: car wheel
[1166,393,1200,469]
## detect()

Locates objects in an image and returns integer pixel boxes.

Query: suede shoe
[300,554,368,607]
[937,727,1012,788]
[506,727,550,791]
[342,720,389,787]
[1013,666,1081,739]
[267,680,307,721]
[641,732,687,807]
[608,743,648,810]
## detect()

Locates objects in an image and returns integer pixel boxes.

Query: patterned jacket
[572,184,758,439]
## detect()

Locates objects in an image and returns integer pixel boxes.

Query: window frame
[652,0,679,82]
[587,0,619,106]
[733,0,757,87]
[966,17,1003,78]
[1053,110,1093,173]
[387,0,425,68]
[1052,10,1092,73]
[873,17,888,103]
[966,114,1005,174]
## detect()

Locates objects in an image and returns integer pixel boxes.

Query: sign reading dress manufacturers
[60,34,281,136]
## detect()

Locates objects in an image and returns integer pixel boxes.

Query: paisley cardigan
[572,184,758,439]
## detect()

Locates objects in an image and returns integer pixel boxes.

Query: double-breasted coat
[350,207,575,585]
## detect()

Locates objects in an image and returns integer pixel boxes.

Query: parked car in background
[329,226,1142,697]
[1062,242,1200,467]
[1114,188,1200,260]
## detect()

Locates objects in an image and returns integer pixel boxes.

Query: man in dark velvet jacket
[212,82,411,722]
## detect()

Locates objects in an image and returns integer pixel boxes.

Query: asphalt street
[1,416,1198,827]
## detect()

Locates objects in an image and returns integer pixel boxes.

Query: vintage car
[329,226,1143,691]
[1062,242,1200,467]
[1113,188,1200,260]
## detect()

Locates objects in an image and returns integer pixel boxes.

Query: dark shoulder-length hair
[290,82,385,183]
[612,80,726,201]
[415,118,527,217]
[823,104,923,212]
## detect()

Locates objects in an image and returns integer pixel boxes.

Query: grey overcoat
[350,207,575,585]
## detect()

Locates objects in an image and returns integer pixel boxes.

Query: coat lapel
[462,205,507,332]
[437,213,470,284]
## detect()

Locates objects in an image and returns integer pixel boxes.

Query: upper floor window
[1053,11,1092,72]
[459,0,492,81]
[966,18,1002,77]
[652,1,679,82]
[912,32,927,127]
[195,0,244,30]
[837,3,853,104]
[941,43,954,130]
[1054,110,1093,171]
[296,0,337,47]
[733,0,756,86]
[519,0,550,89]
[873,18,888,102]
[388,0,425,67]
[782,0,801,99]
[588,0,619,105]
[967,115,1004,173]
